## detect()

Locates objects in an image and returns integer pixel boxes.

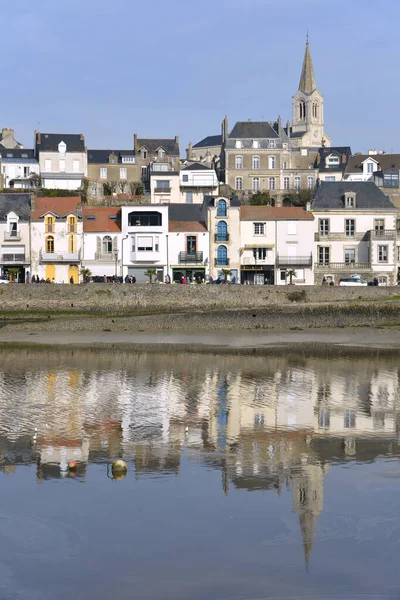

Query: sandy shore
[1,327,400,351]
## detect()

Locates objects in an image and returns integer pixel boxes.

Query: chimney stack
[175,135,179,144]
[133,133,138,151]
[187,142,193,160]
[286,120,291,139]
[342,152,346,163]
[221,115,229,144]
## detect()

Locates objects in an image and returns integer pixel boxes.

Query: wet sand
[1,326,400,351]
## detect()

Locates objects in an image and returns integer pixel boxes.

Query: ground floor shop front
[171,267,206,283]
[127,266,165,283]
[241,265,275,285]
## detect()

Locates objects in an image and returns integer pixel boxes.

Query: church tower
[291,40,329,147]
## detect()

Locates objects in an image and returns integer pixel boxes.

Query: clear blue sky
[2,0,400,154]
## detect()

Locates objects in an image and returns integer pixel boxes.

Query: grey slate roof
[181,162,212,171]
[193,135,222,149]
[136,138,179,156]
[228,121,279,140]
[87,149,135,164]
[36,133,85,153]
[168,204,204,221]
[203,195,241,208]
[312,182,396,211]
[316,146,352,173]
[0,193,31,221]
[0,149,35,159]
[346,153,400,173]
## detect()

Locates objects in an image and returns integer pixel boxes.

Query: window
[186,192,193,204]
[45,216,54,233]
[100,168,107,179]
[217,245,228,265]
[319,219,329,236]
[252,140,259,148]
[327,156,339,165]
[318,246,330,265]
[120,168,127,179]
[325,176,336,182]
[254,248,266,260]
[375,219,385,231]
[280,271,286,281]
[312,102,319,119]
[158,148,165,158]
[58,141,66,154]
[155,180,170,191]
[294,176,300,189]
[44,159,51,172]
[252,156,260,169]
[235,177,243,190]
[252,177,260,191]
[283,143,287,150]
[345,219,355,237]
[122,156,135,163]
[307,176,314,189]
[254,223,265,236]
[128,211,162,227]
[235,156,243,169]
[284,176,290,190]
[345,194,355,208]
[299,100,306,120]
[73,160,80,173]
[268,156,275,169]
[378,245,388,262]
[288,221,297,235]
[46,235,54,253]
[137,236,154,251]
[319,408,330,429]
[269,177,275,191]
[68,235,77,254]
[383,173,399,188]
[141,149,147,159]
[344,248,356,264]
[103,236,113,254]
[141,166,148,180]
[268,139,275,148]
[397,246,400,262]
[186,236,196,253]
[131,237,135,252]
[182,174,189,182]
[217,199,227,217]
[367,162,374,173]
[283,161,287,169]
[235,140,242,149]
[217,220,228,242]
[67,215,77,233]
[344,408,356,429]
[59,159,66,172]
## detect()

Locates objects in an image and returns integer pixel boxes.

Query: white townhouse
[167,204,210,283]
[206,195,241,282]
[82,207,122,279]
[239,206,314,285]
[150,163,180,204]
[0,193,31,282]
[312,182,399,285]
[120,204,169,282]
[179,162,219,204]
[30,196,83,283]
[0,148,40,189]
[35,132,87,190]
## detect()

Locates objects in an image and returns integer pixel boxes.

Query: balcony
[314,262,371,271]
[4,231,21,241]
[130,250,160,263]
[154,187,171,194]
[314,232,366,242]
[277,255,312,267]
[214,234,230,243]
[179,251,203,264]
[40,250,81,262]
[368,229,397,240]
[214,258,230,266]
[95,252,116,261]
[0,254,26,263]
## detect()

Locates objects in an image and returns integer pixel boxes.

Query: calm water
[0,347,400,599]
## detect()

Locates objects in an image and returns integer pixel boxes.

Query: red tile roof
[31,196,81,219]
[169,221,207,232]
[83,207,121,232]
[240,206,314,220]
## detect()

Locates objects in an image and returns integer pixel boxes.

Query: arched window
[103,235,113,254]
[268,156,276,169]
[299,100,306,120]
[217,245,228,266]
[217,221,228,242]
[235,156,243,169]
[312,102,319,119]
[46,235,54,253]
[252,177,260,191]
[217,199,227,217]
[235,177,243,190]
[269,177,275,191]
[252,156,260,169]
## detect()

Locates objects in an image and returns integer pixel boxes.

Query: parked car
[338,277,367,286]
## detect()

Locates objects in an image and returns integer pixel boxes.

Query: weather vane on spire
[306,30,309,44]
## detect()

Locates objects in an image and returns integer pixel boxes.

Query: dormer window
[122,156,135,164]
[235,140,242,149]
[141,149,148,159]
[344,192,356,208]
[252,140,259,149]
[367,162,374,173]
[58,141,66,154]
[327,155,340,166]
[268,139,275,148]
[158,148,165,158]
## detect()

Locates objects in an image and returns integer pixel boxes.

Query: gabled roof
[0,149,36,160]
[346,153,400,173]
[192,135,222,149]
[136,138,179,156]
[83,207,121,232]
[312,182,396,210]
[31,196,81,219]
[181,162,213,171]
[315,146,352,172]
[36,133,85,153]
[87,149,135,164]
[228,121,279,140]
[0,193,31,221]
[298,41,317,94]
[240,206,314,221]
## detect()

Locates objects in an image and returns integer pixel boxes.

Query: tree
[248,191,275,206]
[221,268,232,282]
[283,187,314,207]
[285,268,297,285]
[80,178,89,204]
[129,181,144,196]
[145,269,157,283]
[80,267,92,283]
[30,172,41,188]
[103,181,118,196]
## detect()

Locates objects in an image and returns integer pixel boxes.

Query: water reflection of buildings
[0,350,400,562]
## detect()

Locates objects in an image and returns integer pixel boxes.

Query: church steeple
[298,38,317,95]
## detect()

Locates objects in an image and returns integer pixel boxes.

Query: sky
[1,0,400,155]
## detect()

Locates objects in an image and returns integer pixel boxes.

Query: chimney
[277,115,283,137]
[37,131,41,145]
[187,142,193,160]
[133,133,138,151]
[80,133,84,141]
[1,128,14,139]
[286,120,291,139]
[175,135,179,144]
[342,152,346,163]
[221,115,229,144]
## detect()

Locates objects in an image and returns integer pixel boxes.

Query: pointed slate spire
[298,38,316,94]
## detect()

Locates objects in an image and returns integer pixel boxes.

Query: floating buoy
[68,461,77,471]
[112,459,127,473]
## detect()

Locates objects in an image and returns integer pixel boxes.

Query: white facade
[120,205,169,282]
[0,211,30,280]
[167,229,210,283]
[345,156,378,182]
[179,165,219,204]
[38,139,87,190]
[0,154,39,189]
[150,167,180,204]
[83,232,122,278]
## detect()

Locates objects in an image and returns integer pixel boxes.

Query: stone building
[87,149,140,202]
[133,135,180,189]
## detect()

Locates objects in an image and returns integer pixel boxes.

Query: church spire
[298,38,317,94]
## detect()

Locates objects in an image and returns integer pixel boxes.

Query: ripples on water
[0,347,400,599]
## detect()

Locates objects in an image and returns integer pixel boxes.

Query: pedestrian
[132,276,136,284]
[104,274,107,284]
[165,274,171,284]
[69,276,74,284]
[51,278,56,284]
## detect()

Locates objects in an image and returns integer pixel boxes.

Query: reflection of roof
[136,138,179,156]
[312,182,396,210]
[229,121,279,139]
[193,135,222,149]
[31,196,81,218]
[346,153,400,173]
[87,149,135,164]
[0,193,31,221]
[240,206,314,220]
[83,207,121,232]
